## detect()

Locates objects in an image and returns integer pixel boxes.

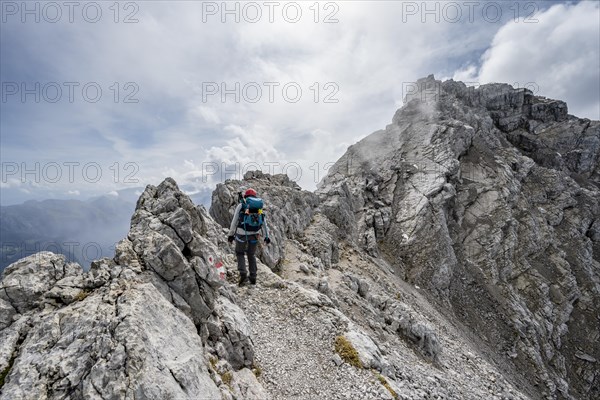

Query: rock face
[0,178,263,400]
[317,75,600,399]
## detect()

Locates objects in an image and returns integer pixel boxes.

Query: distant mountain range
[0,196,135,272]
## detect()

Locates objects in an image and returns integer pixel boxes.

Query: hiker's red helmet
[244,188,257,198]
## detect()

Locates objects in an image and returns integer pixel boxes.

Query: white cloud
[0,178,21,189]
[2,1,597,205]
[107,191,118,197]
[454,2,600,119]
[452,65,479,82]
[68,190,81,196]
[193,106,221,125]
[200,124,284,182]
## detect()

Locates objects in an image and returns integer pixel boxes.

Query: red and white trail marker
[208,255,226,280]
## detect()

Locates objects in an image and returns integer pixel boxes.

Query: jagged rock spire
[317,76,600,399]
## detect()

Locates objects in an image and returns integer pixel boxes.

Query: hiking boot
[238,275,249,287]
[249,276,256,285]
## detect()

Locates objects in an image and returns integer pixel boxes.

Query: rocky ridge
[0,173,532,400]
[1,76,598,400]
[317,75,599,399]
[0,179,262,399]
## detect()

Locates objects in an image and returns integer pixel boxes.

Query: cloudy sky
[1,0,598,205]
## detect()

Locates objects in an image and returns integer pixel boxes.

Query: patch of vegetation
[377,373,398,399]
[221,371,233,387]
[209,356,218,370]
[74,289,91,302]
[273,257,285,275]
[252,363,262,378]
[334,336,362,368]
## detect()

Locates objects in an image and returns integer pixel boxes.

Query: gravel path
[223,242,531,400]
[236,283,394,400]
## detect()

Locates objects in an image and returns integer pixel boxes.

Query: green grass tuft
[74,289,91,302]
[377,373,398,399]
[221,371,232,387]
[252,363,262,377]
[334,336,363,368]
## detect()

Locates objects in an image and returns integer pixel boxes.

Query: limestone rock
[317,75,600,399]
[230,368,269,400]
[207,296,254,369]
[344,327,389,371]
[0,178,264,399]
[300,213,340,268]
[1,252,82,314]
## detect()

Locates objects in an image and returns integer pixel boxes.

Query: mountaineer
[227,188,271,286]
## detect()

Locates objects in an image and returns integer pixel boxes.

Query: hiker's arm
[228,204,242,236]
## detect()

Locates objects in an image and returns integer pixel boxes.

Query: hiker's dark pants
[235,234,258,279]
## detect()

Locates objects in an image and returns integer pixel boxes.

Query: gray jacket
[228,203,269,238]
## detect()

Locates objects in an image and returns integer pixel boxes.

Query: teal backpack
[238,196,265,233]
